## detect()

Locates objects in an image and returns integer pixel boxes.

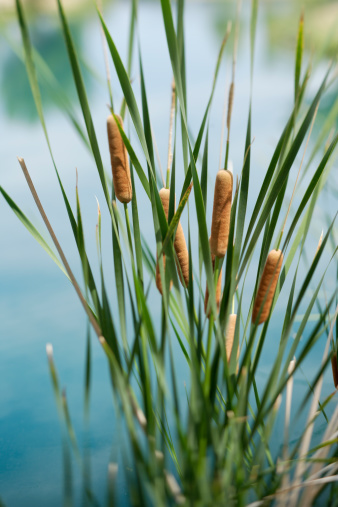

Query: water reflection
[1,19,93,121]
[1,0,337,124]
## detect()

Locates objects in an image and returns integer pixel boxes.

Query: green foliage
[2,0,338,505]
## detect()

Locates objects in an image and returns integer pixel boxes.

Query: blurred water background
[0,0,337,505]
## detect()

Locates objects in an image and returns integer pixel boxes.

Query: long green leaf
[57,0,111,209]
[239,67,331,280]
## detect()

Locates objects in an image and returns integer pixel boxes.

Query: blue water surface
[0,1,337,506]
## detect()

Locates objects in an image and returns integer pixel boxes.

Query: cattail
[156,188,170,294]
[174,221,189,288]
[210,170,233,258]
[204,255,222,317]
[156,187,190,290]
[156,254,172,295]
[225,314,239,371]
[107,114,132,203]
[252,249,284,324]
[331,353,338,389]
[159,187,170,217]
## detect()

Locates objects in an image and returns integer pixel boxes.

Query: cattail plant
[210,169,233,258]
[6,0,338,505]
[204,254,222,317]
[107,114,132,203]
[252,249,284,324]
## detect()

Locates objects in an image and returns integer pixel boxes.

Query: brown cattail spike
[252,249,284,324]
[159,187,170,216]
[156,254,172,295]
[331,353,338,390]
[210,170,233,258]
[156,188,190,289]
[204,255,222,318]
[156,188,171,294]
[107,114,132,203]
[174,222,189,288]
[226,314,239,372]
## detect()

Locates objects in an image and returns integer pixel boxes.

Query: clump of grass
[2,0,338,505]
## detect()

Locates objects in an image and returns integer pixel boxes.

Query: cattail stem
[223,0,241,170]
[97,0,113,110]
[219,78,228,171]
[18,157,102,338]
[166,79,176,189]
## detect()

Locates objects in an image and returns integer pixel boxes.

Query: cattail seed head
[156,189,170,294]
[159,187,170,215]
[155,255,164,295]
[156,254,173,295]
[225,313,238,365]
[107,114,132,203]
[252,249,284,324]
[156,187,190,290]
[46,343,54,361]
[331,353,338,390]
[210,170,233,258]
[174,221,189,288]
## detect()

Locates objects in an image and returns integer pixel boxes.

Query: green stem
[224,140,230,171]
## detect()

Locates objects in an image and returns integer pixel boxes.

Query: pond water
[0,1,337,506]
